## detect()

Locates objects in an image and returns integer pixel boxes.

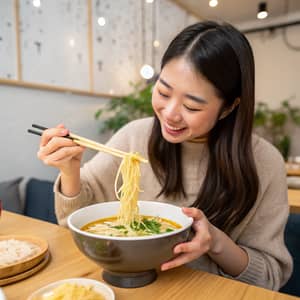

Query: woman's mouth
[164,123,186,136]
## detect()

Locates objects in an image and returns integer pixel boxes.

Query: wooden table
[1,211,298,300]
[286,167,300,177]
[288,189,300,214]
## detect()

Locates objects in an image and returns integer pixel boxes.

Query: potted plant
[95,81,154,133]
[254,99,300,160]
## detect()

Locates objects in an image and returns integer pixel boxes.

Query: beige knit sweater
[54,117,292,290]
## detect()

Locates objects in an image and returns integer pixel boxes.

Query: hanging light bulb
[153,40,160,48]
[32,0,41,7]
[209,0,218,7]
[257,2,268,19]
[140,64,154,79]
[97,17,106,26]
[69,38,75,48]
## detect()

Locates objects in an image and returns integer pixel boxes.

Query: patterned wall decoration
[0,0,199,95]
[92,0,199,95]
[0,1,17,80]
[154,1,198,72]
[92,0,141,95]
[19,0,89,89]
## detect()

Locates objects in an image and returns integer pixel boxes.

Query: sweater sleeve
[54,150,119,227]
[54,126,130,226]
[54,118,153,226]
[219,142,293,290]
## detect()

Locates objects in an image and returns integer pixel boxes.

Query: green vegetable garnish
[112,225,126,229]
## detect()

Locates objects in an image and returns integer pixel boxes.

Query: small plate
[0,235,48,279]
[0,252,50,286]
[0,288,6,300]
[27,278,115,300]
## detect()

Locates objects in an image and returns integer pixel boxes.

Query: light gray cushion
[0,177,23,214]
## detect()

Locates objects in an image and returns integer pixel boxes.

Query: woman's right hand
[37,124,85,177]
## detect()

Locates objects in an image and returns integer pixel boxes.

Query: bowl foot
[102,269,157,288]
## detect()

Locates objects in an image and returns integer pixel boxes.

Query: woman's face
[152,57,224,143]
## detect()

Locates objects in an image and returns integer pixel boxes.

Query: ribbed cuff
[218,246,267,288]
[54,174,83,207]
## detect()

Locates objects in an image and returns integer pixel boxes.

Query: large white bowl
[68,201,193,288]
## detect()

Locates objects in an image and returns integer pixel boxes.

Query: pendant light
[257,2,268,19]
[140,0,154,80]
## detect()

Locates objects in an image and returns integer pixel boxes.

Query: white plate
[27,278,115,300]
[0,288,6,300]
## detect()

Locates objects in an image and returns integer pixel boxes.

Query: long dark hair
[148,21,259,233]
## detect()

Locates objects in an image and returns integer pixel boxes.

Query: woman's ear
[219,97,240,120]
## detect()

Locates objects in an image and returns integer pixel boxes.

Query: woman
[38,21,292,290]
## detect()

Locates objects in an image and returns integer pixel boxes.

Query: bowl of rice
[0,235,48,279]
[68,201,193,288]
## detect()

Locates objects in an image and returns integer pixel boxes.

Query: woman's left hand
[161,207,217,271]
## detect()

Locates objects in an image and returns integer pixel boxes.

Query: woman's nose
[165,101,182,122]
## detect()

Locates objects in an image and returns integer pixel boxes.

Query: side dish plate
[0,235,48,279]
[27,278,115,300]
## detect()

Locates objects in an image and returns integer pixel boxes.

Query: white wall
[0,0,199,185]
[1,4,299,187]
[245,24,300,156]
[0,84,110,182]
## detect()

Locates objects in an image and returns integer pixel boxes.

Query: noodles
[115,153,142,226]
[82,152,183,237]
[83,151,182,238]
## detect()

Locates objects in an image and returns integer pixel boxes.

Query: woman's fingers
[39,125,69,147]
[161,248,205,271]
[182,207,205,221]
[161,237,211,271]
[38,136,75,157]
[161,208,213,271]
[41,145,84,166]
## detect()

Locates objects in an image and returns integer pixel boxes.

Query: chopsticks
[28,124,148,163]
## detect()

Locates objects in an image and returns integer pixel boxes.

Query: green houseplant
[95,82,153,133]
[254,100,300,160]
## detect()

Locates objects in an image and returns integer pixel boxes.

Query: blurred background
[0,0,299,184]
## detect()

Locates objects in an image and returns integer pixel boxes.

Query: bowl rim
[27,277,115,300]
[67,201,193,241]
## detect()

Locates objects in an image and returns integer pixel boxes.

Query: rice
[0,239,40,267]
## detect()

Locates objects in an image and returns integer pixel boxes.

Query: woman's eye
[158,91,169,98]
[184,105,201,112]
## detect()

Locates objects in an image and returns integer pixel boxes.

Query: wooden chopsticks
[28,124,148,163]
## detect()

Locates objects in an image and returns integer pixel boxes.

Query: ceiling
[171,0,300,25]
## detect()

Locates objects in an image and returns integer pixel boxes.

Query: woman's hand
[161,207,218,271]
[161,207,249,276]
[37,124,85,177]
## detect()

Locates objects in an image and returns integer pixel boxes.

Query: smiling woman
[37,21,292,291]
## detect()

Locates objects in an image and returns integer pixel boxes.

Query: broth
[81,215,182,237]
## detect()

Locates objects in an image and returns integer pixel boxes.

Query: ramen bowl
[68,201,193,288]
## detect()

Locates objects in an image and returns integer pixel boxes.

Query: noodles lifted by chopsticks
[115,153,143,226]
